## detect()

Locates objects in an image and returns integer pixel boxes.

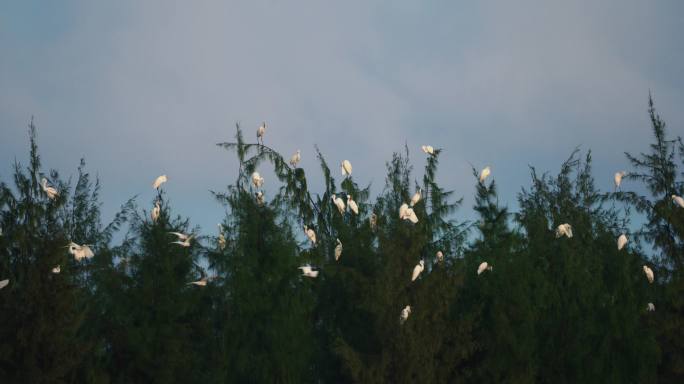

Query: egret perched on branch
[218,224,226,250]
[479,166,491,183]
[399,203,419,224]
[673,195,684,208]
[341,160,352,177]
[410,188,422,207]
[290,150,301,168]
[614,171,626,191]
[370,213,377,231]
[331,194,346,214]
[347,195,359,215]
[171,234,194,248]
[0,279,8,290]
[151,201,160,222]
[255,191,265,206]
[400,305,411,324]
[67,242,95,261]
[335,238,343,261]
[477,262,492,275]
[52,265,61,274]
[647,303,655,312]
[153,174,167,190]
[411,260,425,282]
[251,172,264,188]
[299,264,319,278]
[169,232,192,241]
[188,278,207,287]
[436,251,444,262]
[555,223,573,239]
[617,234,628,251]
[421,145,435,155]
[304,225,316,245]
[643,265,654,284]
[257,122,266,145]
[41,178,58,199]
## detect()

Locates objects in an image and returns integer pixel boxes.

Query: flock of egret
[1,122,681,323]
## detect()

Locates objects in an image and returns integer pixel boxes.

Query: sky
[1,0,683,238]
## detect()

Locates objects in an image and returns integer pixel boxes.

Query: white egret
[479,166,491,183]
[341,160,352,177]
[672,195,684,208]
[41,178,58,199]
[617,234,628,251]
[400,305,411,324]
[399,203,409,219]
[188,278,207,287]
[304,225,316,245]
[436,251,444,262]
[169,232,192,241]
[52,265,61,274]
[299,264,319,278]
[335,238,343,261]
[255,191,265,206]
[370,212,378,231]
[614,171,626,190]
[647,303,655,312]
[331,194,346,214]
[151,201,161,222]
[218,224,226,250]
[421,145,435,155]
[172,235,194,248]
[555,223,573,239]
[643,265,654,284]
[251,172,264,188]
[477,261,493,275]
[411,259,425,282]
[0,279,8,290]
[257,122,266,145]
[67,242,95,261]
[153,174,167,190]
[410,188,422,207]
[405,207,419,224]
[347,195,359,215]
[290,150,301,168]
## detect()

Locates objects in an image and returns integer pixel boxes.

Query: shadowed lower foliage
[0,97,682,383]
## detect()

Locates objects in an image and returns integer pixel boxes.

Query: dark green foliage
[0,96,680,383]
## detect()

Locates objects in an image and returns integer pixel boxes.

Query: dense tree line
[0,97,682,383]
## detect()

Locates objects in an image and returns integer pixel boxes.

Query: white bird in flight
[153,174,167,190]
[672,195,684,208]
[67,242,95,261]
[172,234,194,248]
[421,145,435,155]
[647,303,655,312]
[52,265,61,274]
[290,150,301,168]
[335,238,343,261]
[347,195,359,215]
[41,177,58,199]
[614,171,626,191]
[643,265,654,284]
[299,264,319,278]
[331,194,346,214]
[411,259,425,282]
[477,261,493,275]
[0,279,8,290]
[304,225,316,245]
[436,251,444,263]
[255,191,265,206]
[151,201,160,222]
[257,122,266,145]
[341,160,352,177]
[251,172,264,188]
[479,166,491,183]
[617,234,628,251]
[555,223,573,239]
[400,305,411,324]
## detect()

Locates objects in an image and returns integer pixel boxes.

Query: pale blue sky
[1,1,683,237]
